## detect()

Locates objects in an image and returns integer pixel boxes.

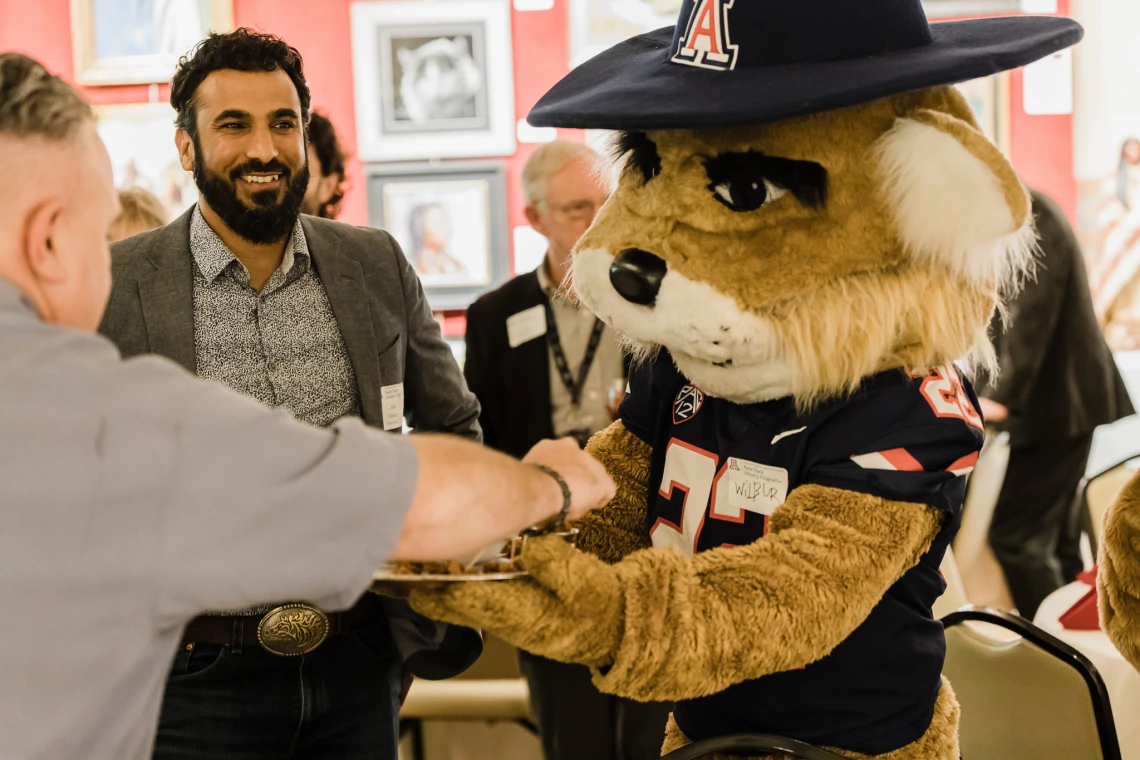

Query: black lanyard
[542,298,605,406]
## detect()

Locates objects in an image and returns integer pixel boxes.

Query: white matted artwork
[71,0,233,85]
[96,103,197,223]
[568,0,682,67]
[368,164,511,310]
[351,0,516,161]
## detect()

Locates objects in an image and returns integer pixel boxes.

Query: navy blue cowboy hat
[527,0,1083,130]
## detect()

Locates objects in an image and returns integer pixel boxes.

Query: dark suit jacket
[464,271,554,458]
[981,190,1135,442]
[99,208,483,678]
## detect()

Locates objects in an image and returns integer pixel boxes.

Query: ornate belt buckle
[257,603,329,657]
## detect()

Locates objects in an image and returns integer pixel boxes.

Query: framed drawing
[956,73,1011,154]
[71,0,233,85]
[96,103,197,223]
[367,163,510,310]
[568,0,682,67]
[350,0,516,161]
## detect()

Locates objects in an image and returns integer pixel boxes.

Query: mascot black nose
[610,249,667,306]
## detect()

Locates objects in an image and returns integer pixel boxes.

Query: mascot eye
[711,178,787,212]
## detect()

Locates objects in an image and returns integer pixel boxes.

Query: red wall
[0,0,1078,245]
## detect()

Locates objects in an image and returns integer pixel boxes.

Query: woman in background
[109,186,166,243]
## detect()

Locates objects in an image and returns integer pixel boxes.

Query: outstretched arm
[1099,471,1140,670]
[411,483,941,702]
[574,421,653,564]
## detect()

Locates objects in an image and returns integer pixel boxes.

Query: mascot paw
[409,536,624,667]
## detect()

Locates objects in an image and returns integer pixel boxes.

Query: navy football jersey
[618,350,984,754]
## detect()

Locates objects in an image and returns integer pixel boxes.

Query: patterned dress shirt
[190,207,361,428]
[190,207,361,615]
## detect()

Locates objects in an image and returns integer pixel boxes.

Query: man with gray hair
[464,140,670,760]
[0,53,614,760]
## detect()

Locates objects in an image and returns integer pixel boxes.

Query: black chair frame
[660,733,847,760]
[943,605,1122,760]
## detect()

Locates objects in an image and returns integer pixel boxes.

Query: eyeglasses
[545,198,607,220]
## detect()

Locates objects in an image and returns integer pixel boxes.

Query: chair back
[933,546,969,619]
[943,607,1121,760]
[660,734,846,760]
[955,430,1010,573]
[1083,458,1140,546]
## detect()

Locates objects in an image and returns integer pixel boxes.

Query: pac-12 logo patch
[673,385,705,424]
[671,0,739,71]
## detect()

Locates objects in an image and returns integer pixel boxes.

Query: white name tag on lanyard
[506,304,547,348]
[381,383,405,431]
[726,457,789,516]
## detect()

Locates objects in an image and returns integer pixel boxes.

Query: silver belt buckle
[257,603,330,657]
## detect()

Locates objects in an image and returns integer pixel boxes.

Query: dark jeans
[987,433,1094,620]
[154,617,402,760]
[519,651,672,760]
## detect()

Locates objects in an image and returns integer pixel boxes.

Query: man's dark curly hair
[170,28,310,140]
[307,111,347,218]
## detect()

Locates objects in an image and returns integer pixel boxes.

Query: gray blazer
[99,207,483,678]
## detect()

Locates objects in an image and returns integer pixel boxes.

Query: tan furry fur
[659,681,961,760]
[577,421,654,564]
[1098,471,1140,670]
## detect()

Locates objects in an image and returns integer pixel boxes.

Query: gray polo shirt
[0,279,417,759]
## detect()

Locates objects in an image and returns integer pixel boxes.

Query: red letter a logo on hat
[672,0,739,71]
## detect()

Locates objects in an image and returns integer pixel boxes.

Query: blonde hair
[111,187,167,240]
[522,139,596,207]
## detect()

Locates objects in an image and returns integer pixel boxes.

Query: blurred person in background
[0,51,615,760]
[97,29,495,760]
[109,186,167,242]
[301,110,346,219]
[464,139,670,760]
[977,189,1134,619]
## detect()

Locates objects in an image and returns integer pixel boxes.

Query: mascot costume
[412,2,1083,757]
[1101,474,1140,671]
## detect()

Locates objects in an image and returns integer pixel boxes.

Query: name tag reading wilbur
[726,457,788,516]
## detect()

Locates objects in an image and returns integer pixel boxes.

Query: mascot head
[529,0,1081,408]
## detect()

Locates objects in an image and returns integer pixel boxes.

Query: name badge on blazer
[506,305,547,348]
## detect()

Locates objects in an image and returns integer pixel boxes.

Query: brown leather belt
[183,596,378,657]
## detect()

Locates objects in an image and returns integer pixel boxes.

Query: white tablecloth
[1035,581,1140,759]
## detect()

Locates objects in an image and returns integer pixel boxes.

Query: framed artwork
[568,0,682,67]
[367,163,510,310]
[70,0,233,85]
[350,0,516,161]
[956,73,1011,154]
[96,103,196,223]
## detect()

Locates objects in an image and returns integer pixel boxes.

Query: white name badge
[506,304,547,348]
[381,383,405,431]
[726,457,788,516]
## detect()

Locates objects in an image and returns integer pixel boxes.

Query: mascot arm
[575,420,653,564]
[593,484,942,701]
[1098,471,1140,670]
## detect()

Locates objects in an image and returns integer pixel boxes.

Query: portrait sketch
[96,104,197,222]
[380,24,489,134]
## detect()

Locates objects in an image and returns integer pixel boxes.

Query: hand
[524,438,617,521]
[409,536,623,667]
[978,397,1009,423]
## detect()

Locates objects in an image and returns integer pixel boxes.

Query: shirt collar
[189,205,310,284]
[0,277,40,319]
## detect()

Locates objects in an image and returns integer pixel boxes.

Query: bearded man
[98,29,485,759]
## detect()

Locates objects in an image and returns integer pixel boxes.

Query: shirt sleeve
[114,357,420,629]
[801,373,984,516]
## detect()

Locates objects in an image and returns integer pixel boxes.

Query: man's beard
[193,140,310,245]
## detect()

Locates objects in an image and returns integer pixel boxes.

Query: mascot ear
[874,108,1035,286]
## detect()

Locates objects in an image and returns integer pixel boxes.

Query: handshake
[391,434,616,562]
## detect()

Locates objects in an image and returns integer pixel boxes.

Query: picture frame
[568,0,682,67]
[95,103,197,223]
[70,0,234,86]
[367,163,510,310]
[350,0,516,162]
[956,72,1011,154]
